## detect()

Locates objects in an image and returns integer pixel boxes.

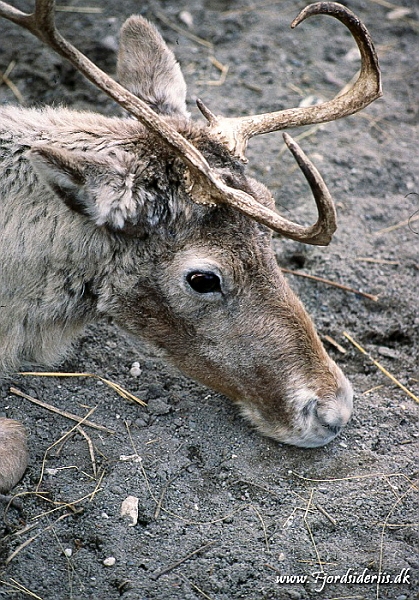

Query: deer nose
[315,406,346,435]
[295,380,353,448]
[311,382,353,443]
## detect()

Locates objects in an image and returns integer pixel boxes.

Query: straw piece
[154,11,213,49]
[19,371,146,406]
[343,332,419,404]
[281,268,379,301]
[10,387,115,433]
[374,214,419,236]
[322,335,347,354]
[55,5,103,13]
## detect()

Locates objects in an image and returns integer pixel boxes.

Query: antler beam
[205,132,337,245]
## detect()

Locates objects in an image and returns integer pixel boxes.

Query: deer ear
[28,145,145,233]
[117,15,189,119]
[28,146,89,215]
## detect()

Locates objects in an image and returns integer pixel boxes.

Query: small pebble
[130,361,142,377]
[103,556,116,567]
[45,468,58,476]
[377,346,398,359]
[100,35,118,52]
[179,10,193,28]
[299,94,322,108]
[63,548,72,558]
[121,495,139,527]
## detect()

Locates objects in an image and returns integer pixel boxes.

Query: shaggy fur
[0,16,353,490]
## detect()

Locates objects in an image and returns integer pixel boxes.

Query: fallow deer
[0,1,381,492]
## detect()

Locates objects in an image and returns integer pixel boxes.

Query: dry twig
[303,489,324,572]
[250,505,269,552]
[154,11,213,49]
[376,479,418,599]
[322,335,347,354]
[5,512,72,565]
[154,465,188,519]
[204,56,229,86]
[281,268,379,301]
[0,60,24,103]
[222,1,294,18]
[0,578,44,599]
[55,5,102,13]
[362,384,384,395]
[34,484,104,520]
[343,332,419,404]
[374,214,419,236]
[292,471,408,484]
[10,386,114,433]
[355,257,399,265]
[151,541,216,580]
[76,426,97,478]
[36,405,100,492]
[19,371,146,406]
[179,574,215,600]
[315,502,337,527]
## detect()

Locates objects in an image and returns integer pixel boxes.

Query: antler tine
[208,133,337,246]
[198,2,382,160]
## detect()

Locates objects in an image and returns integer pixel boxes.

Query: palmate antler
[0,1,382,245]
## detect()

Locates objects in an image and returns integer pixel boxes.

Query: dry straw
[19,371,146,406]
[343,332,419,404]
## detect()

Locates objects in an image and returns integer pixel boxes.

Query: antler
[0,0,212,179]
[0,1,381,245]
[197,2,382,160]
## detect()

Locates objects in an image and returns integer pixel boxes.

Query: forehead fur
[109,123,276,240]
[186,129,275,211]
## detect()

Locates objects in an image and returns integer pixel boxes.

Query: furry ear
[28,145,148,234]
[28,146,89,215]
[117,15,189,119]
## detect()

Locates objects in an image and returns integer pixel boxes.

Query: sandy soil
[0,1,418,599]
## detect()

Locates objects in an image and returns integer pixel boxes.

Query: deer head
[0,1,382,447]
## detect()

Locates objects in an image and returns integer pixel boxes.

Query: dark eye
[186,271,222,294]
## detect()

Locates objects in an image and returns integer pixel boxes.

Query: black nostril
[314,407,342,434]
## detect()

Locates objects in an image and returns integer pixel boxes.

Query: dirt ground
[0,0,418,599]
